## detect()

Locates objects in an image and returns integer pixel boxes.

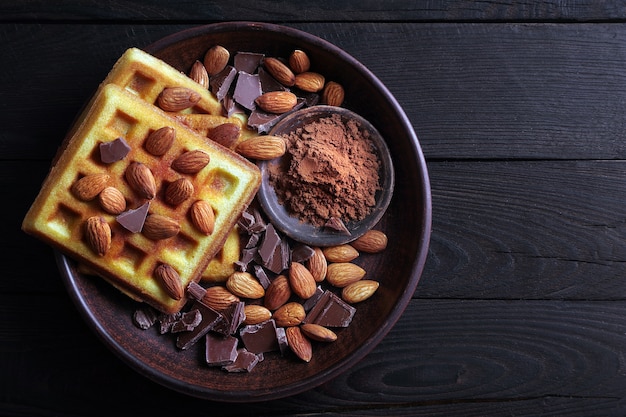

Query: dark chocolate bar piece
[116,201,150,233]
[233,71,262,111]
[303,290,356,327]
[239,319,279,354]
[205,333,239,367]
[100,137,130,163]
[222,348,260,373]
[176,301,223,350]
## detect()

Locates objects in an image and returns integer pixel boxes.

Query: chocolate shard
[239,319,279,354]
[213,301,246,336]
[176,301,224,350]
[258,67,288,93]
[275,326,289,355]
[157,312,182,334]
[291,244,315,263]
[258,223,281,266]
[99,137,131,163]
[247,109,283,134]
[324,217,351,235]
[205,333,239,367]
[116,201,150,233]
[233,71,262,111]
[210,65,237,101]
[187,281,207,301]
[303,290,356,327]
[234,52,264,74]
[132,306,159,330]
[171,309,203,333]
[222,348,260,373]
[253,264,271,289]
[302,285,325,312]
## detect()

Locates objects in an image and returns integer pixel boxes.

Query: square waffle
[22,83,261,313]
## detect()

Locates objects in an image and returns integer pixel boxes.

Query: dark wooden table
[4,1,626,416]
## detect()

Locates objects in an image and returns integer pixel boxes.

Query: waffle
[22,83,261,313]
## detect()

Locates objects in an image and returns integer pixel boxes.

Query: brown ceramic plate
[57,21,431,402]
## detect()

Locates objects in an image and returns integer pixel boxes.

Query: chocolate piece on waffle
[22,84,261,313]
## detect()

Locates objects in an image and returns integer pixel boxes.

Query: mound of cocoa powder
[269,113,381,227]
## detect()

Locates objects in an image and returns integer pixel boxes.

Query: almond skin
[288,262,317,299]
[264,274,292,310]
[154,264,184,300]
[273,302,306,327]
[208,123,240,148]
[202,286,240,311]
[142,214,180,240]
[307,247,327,282]
[157,87,201,112]
[255,91,298,114]
[300,323,337,342]
[144,126,176,156]
[98,186,126,214]
[189,60,209,88]
[286,326,312,362]
[351,230,388,253]
[125,162,156,199]
[236,135,286,160]
[326,262,366,287]
[322,244,359,263]
[294,72,325,92]
[171,150,210,174]
[190,200,215,235]
[84,216,111,256]
[71,173,110,201]
[341,280,379,304]
[164,178,194,206]
[289,49,311,74]
[203,45,230,76]
[322,81,345,107]
[243,305,272,325]
[226,271,265,299]
[263,57,296,86]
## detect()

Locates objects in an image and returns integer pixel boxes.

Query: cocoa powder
[269,113,381,227]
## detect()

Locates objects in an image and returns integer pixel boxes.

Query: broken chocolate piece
[213,301,246,336]
[99,137,131,163]
[258,67,288,93]
[291,244,315,263]
[171,309,203,333]
[247,109,283,134]
[239,319,279,354]
[253,264,271,289]
[303,290,356,327]
[158,312,182,334]
[234,52,264,74]
[324,217,351,235]
[275,326,289,355]
[187,281,207,301]
[209,65,237,101]
[132,306,158,330]
[258,223,281,266]
[302,285,325,312]
[205,333,239,367]
[116,201,150,233]
[233,72,262,111]
[222,348,260,373]
[176,301,223,350]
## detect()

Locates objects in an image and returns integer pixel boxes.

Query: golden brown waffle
[22,84,261,313]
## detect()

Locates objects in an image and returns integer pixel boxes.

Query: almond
[226,271,265,299]
[154,263,184,300]
[142,213,180,240]
[157,87,201,112]
[71,173,110,201]
[289,49,310,74]
[326,262,366,287]
[98,186,126,214]
[288,262,317,299]
[243,305,273,325]
[351,230,388,253]
[273,302,306,327]
[307,247,327,283]
[144,126,176,156]
[263,57,296,86]
[189,60,209,88]
[286,326,312,362]
[202,285,240,311]
[342,280,379,304]
[255,91,298,114]
[294,72,325,92]
[190,200,215,235]
[264,274,292,310]
[164,178,194,206]
[322,244,359,263]
[300,323,337,342]
[208,123,240,148]
[125,162,156,199]
[322,81,345,107]
[84,216,111,256]
[171,149,210,174]
[235,135,286,160]
[203,45,230,76]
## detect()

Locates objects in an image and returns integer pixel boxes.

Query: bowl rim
[58,21,432,402]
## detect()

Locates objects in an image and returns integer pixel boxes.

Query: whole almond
[226,271,265,299]
[342,279,379,304]
[322,81,345,107]
[144,126,176,156]
[264,274,292,310]
[289,49,310,74]
[351,230,388,253]
[154,263,184,300]
[208,123,240,148]
[164,178,194,206]
[243,305,272,325]
[255,91,298,114]
[294,72,325,92]
[171,149,210,174]
[307,247,327,283]
[273,302,306,327]
[71,173,110,201]
[84,216,111,256]
[202,285,240,311]
[189,60,209,88]
[300,323,337,342]
[289,262,317,299]
[125,162,156,199]
[326,262,366,287]
[157,87,201,112]
[203,45,230,76]
[263,57,296,86]
[98,186,126,214]
[142,213,180,240]
[322,244,359,263]
[190,200,215,235]
[236,135,286,160]
[286,326,312,362]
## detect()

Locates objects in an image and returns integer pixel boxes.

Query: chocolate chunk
[222,348,260,373]
[240,319,279,354]
[247,109,283,134]
[176,301,223,350]
[275,326,289,355]
[245,233,261,249]
[258,223,281,266]
[302,285,325,312]
[186,281,207,301]
[238,210,256,232]
[234,52,264,74]
[157,312,182,334]
[324,217,351,235]
[132,306,158,330]
[99,137,131,163]
[233,71,262,111]
[222,95,246,117]
[116,201,150,233]
[291,244,315,263]
[205,333,239,367]
[213,301,245,336]
[171,309,203,333]
[258,67,288,93]
[253,264,271,289]
[303,290,356,327]
[209,65,237,101]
